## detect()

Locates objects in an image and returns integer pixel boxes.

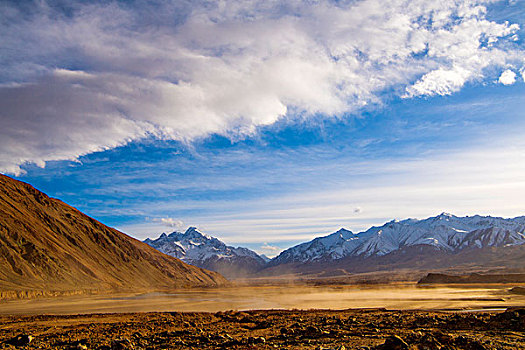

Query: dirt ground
[1,308,525,349]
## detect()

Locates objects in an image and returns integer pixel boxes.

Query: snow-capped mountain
[144,227,267,278]
[270,213,525,265]
[270,228,358,265]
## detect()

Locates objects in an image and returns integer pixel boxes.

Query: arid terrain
[2,307,525,349]
[2,283,525,349]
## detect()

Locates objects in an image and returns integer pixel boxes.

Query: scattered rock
[254,320,271,329]
[111,338,134,350]
[0,309,520,349]
[6,334,33,347]
[454,336,488,350]
[306,325,320,334]
[247,336,266,344]
[375,335,409,350]
[69,339,89,349]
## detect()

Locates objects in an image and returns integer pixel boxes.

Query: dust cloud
[1,284,524,315]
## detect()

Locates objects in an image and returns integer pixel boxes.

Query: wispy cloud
[259,243,282,258]
[1,0,523,174]
[118,132,525,248]
[152,217,185,230]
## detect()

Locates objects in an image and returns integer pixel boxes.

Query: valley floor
[1,308,525,349]
[3,283,525,315]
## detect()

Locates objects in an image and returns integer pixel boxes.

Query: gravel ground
[1,308,525,349]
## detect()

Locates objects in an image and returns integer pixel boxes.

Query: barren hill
[0,174,227,297]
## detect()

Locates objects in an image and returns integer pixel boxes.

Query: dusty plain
[2,284,525,349]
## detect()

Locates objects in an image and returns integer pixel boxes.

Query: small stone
[246,336,266,344]
[306,325,320,334]
[6,334,33,347]
[111,338,134,350]
[69,340,89,350]
[379,335,409,350]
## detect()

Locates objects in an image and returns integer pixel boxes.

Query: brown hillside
[0,174,227,296]
[418,272,525,284]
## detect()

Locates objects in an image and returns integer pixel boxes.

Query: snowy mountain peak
[269,227,356,265]
[431,212,457,222]
[271,213,525,264]
[335,228,353,238]
[183,226,212,239]
[163,227,217,247]
[144,227,267,278]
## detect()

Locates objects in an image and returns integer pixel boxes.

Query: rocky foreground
[1,308,525,349]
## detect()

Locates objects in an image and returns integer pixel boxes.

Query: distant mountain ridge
[145,227,268,278]
[144,213,525,278]
[270,213,525,266]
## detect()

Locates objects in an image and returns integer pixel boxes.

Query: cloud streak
[1,0,523,174]
[117,132,525,249]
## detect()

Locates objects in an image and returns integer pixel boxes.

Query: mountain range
[146,212,525,277]
[144,227,268,278]
[270,213,525,265]
[0,174,226,298]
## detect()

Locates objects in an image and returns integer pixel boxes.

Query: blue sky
[1,0,525,256]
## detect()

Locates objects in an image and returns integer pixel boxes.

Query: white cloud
[156,217,185,230]
[404,66,472,97]
[258,243,282,258]
[261,243,280,251]
[498,69,517,85]
[0,0,523,174]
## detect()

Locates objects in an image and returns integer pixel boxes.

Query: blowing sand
[1,283,524,315]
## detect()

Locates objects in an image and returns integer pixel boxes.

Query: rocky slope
[145,228,267,278]
[0,174,227,296]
